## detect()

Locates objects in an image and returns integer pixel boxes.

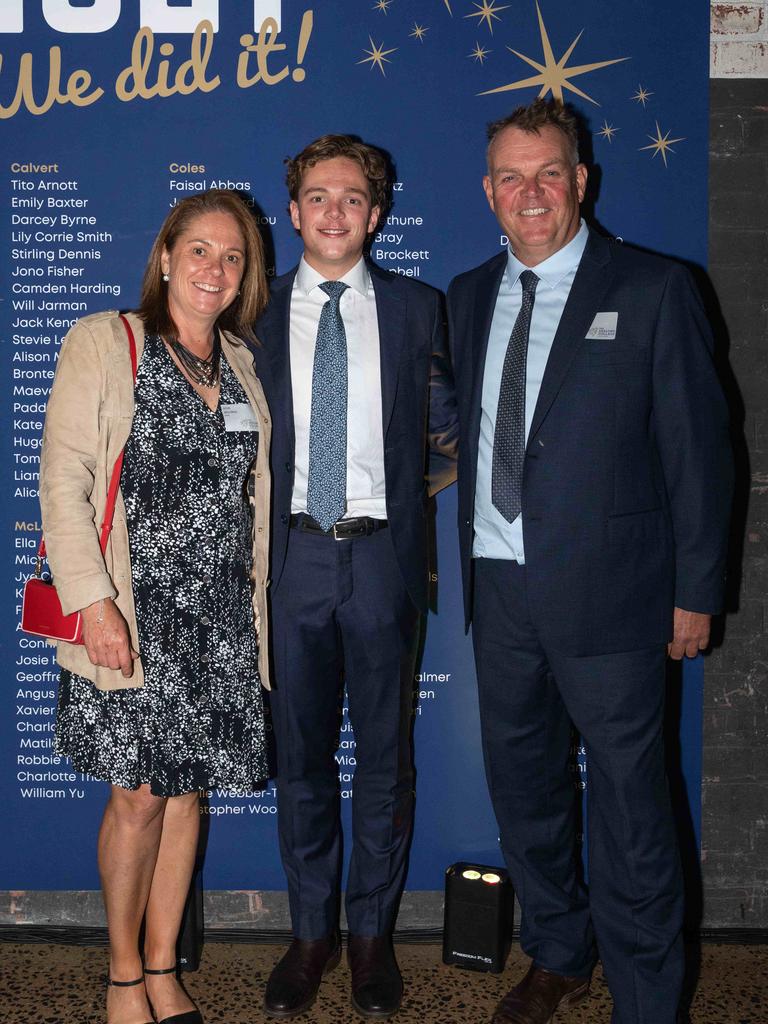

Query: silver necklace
[167,333,221,388]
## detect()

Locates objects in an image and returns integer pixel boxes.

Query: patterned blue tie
[307,280,349,531]
[492,269,539,523]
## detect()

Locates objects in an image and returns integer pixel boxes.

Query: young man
[254,135,456,1019]
[447,100,732,1024]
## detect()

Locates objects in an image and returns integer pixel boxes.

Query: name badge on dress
[221,403,259,432]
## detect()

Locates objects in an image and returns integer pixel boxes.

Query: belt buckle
[332,519,368,540]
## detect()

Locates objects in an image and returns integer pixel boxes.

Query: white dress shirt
[290,256,387,520]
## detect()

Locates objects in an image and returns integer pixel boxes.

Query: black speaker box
[442,862,513,973]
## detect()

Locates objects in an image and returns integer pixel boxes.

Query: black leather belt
[289,513,388,540]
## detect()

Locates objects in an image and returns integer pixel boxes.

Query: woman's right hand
[80,598,139,678]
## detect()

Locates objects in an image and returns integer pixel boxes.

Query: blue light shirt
[473,220,589,563]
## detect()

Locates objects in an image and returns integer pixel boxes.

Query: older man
[447,100,732,1024]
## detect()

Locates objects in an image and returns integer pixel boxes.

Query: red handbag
[21,315,138,644]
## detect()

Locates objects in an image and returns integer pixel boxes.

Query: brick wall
[705,28,768,926]
[711,1,768,75]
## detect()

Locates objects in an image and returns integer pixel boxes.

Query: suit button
[465,519,471,526]
[281,512,288,524]
[285,461,292,472]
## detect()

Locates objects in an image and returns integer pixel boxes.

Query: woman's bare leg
[99,784,166,1024]
[143,790,201,1020]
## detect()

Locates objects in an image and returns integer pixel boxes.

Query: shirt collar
[296,255,370,298]
[506,219,589,291]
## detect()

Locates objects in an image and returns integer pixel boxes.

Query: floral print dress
[55,333,267,796]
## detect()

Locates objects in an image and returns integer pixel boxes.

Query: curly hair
[285,134,392,214]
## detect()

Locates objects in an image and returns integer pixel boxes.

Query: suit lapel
[469,254,507,463]
[258,270,296,452]
[527,230,613,444]
[370,264,406,438]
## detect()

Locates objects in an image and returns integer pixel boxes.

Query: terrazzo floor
[0,941,765,1024]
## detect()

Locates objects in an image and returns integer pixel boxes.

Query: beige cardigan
[39,311,272,692]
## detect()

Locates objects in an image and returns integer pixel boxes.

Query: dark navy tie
[307,280,349,531]
[492,269,539,523]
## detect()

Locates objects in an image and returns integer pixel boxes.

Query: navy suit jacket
[253,260,457,614]
[447,228,733,655]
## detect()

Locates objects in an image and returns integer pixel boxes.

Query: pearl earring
[162,273,169,282]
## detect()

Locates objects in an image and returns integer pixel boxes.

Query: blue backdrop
[2,0,707,895]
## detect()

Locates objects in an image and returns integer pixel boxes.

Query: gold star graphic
[595,120,619,142]
[358,36,397,75]
[639,122,685,167]
[442,0,453,13]
[480,1,629,105]
[373,0,392,12]
[411,23,429,41]
[465,0,510,34]
[469,42,492,64]
[632,84,653,106]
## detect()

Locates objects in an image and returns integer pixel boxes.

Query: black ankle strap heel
[143,965,204,1024]
[105,975,153,1024]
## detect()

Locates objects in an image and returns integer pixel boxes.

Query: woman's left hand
[80,598,139,677]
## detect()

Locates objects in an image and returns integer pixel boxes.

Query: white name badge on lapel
[585,312,618,340]
[221,403,259,432]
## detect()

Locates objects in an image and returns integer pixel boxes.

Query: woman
[39,190,271,1024]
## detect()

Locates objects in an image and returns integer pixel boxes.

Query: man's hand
[667,607,711,660]
[81,598,139,678]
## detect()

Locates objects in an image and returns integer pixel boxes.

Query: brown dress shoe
[263,933,341,1018]
[491,964,590,1024]
[348,934,403,1018]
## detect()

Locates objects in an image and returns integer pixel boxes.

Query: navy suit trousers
[472,558,684,1024]
[269,524,420,939]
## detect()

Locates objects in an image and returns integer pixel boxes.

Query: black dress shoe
[491,964,589,1024]
[263,933,341,1019]
[348,934,403,1018]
